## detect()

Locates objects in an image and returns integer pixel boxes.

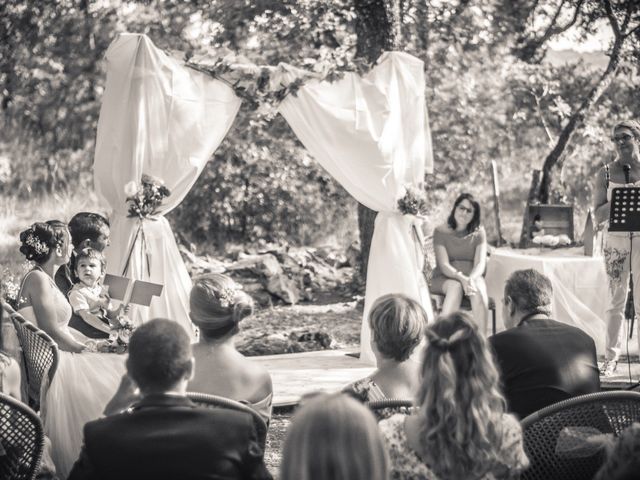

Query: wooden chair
[520,391,640,480]
[0,392,45,480]
[10,313,59,411]
[365,398,414,421]
[186,392,268,450]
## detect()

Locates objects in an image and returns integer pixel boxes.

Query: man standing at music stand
[593,120,640,377]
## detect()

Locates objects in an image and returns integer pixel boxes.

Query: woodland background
[1,0,639,265]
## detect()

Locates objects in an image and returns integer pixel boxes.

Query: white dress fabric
[17,273,126,479]
[278,52,435,364]
[93,33,242,337]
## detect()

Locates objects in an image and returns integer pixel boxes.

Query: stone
[266,273,300,304]
[228,253,282,278]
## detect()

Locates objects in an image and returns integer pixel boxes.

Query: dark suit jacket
[490,317,600,420]
[67,394,272,480]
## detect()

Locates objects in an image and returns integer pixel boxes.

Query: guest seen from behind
[281,393,388,480]
[68,319,272,480]
[490,269,600,419]
[344,293,425,419]
[188,273,273,424]
[379,311,529,479]
[430,192,489,333]
[593,119,640,376]
[68,247,129,338]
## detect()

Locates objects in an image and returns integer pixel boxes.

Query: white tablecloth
[486,247,611,355]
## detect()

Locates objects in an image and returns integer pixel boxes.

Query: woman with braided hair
[379,311,529,479]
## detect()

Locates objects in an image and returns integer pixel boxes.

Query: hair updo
[189,273,254,339]
[19,221,69,264]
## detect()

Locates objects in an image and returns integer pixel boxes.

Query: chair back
[186,392,268,450]
[365,398,415,420]
[0,392,45,480]
[520,391,640,480]
[10,313,58,410]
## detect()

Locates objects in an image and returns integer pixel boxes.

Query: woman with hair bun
[17,221,102,352]
[379,311,528,479]
[15,220,126,477]
[188,273,273,424]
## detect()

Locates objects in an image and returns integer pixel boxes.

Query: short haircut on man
[127,319,192,392]
[504,269,553,316]
[68,212,110,248]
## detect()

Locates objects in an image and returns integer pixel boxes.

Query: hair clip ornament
[26,234,50,255]
[218,285,240,308]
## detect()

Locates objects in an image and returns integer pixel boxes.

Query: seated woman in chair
[188,273,273,424]
[15,221,126,477]
[431,192,489,333]
[344,294,425,419]
[379,311,529,479]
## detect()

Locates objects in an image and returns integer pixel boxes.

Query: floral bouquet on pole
[124,174,171,220]
[397,185,427,216]
[121,174,171,277]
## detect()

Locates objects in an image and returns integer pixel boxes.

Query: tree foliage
[1,0,639,250]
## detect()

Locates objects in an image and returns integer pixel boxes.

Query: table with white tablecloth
[485,247,617,355]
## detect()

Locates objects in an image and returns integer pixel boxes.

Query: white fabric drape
[279,52,434,364]
[93,34,241,337]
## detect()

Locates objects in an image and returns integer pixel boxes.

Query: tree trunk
[536,34,624,203]
[353,0,399,278]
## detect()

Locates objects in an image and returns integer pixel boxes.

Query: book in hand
[103,274,163,307]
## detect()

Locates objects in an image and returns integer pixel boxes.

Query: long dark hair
[447,193,481,234]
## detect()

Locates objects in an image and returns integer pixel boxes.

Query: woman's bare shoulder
[19,270,49,296]
[242,359,272,396]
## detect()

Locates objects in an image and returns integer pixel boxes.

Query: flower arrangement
[0,267,26,310]
[25,234,50,255]
[124,174,171,220]
[397,185,427,216]
[218,285,240,308]
[105,318,135,354]
[115,318,135,345]
[186,50,371,119]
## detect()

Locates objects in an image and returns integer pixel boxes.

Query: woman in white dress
[17,221,126,478]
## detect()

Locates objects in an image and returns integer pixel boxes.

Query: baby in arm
[68,247,128,337]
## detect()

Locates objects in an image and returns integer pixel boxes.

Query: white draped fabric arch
[93,33,241,337]
[278,52,434,364]
[93,34,433,363]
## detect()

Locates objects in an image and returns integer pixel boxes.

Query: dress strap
[604,164,610,190]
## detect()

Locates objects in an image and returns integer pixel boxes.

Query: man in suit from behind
[68,318,272,480]
[490,269,600,420]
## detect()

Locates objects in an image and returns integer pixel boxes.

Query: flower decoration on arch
[397,185,427,216]
[125,174,171,220]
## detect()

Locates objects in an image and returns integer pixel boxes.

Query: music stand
[609,187,640,386]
